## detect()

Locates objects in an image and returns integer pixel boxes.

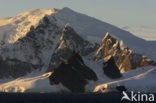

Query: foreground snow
[0,61,155,93]
[93,66,156,93]
[0,72,69,93]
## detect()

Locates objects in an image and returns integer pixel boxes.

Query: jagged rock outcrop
[103,57,122,79]
[59,25,99,56]
[49,51,98,93]
[47,25,99,71]
[94,32,154,72]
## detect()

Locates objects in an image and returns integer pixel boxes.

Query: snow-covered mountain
[0,9,56,44]
[0,7,155,60]
[52,8,152,58]
[0,7,155,93]
[0,15,99,78]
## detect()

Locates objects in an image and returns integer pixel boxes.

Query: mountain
[0,15,98,78]
[0,7,155,93]
[0,16,62,78]
[0,7,155,60]
[52,8,155,60]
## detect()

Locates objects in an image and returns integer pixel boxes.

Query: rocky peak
[94,32,154,72]
[59,24,99,56]
[49,51,98,93]
[47,24,99,71]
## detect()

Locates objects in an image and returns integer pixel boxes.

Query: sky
[0,0,156,28]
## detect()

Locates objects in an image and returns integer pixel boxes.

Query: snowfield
[0,59,155,93]
[0,9,56,43]
[93,66,156,93]
[84,59,156,93]
[0,72,69,93]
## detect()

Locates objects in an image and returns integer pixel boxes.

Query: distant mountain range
[0,7,155,93]
[122,26,156,41]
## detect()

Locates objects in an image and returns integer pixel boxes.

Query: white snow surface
[0,71,70,93]
[84,59,156,93]
[0,58,155,93]
[94,67,156,93]
[0,9,56,43]
[85,60,156,92]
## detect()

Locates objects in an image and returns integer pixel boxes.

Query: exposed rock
[103,57,122,79]
[0,56,38,78]
[60,24,99,56]
[49,51,98,93]
[94,32,154,72]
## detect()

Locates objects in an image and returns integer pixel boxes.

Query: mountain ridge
[0,7,155,93]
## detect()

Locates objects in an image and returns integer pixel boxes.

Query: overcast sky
[0,0,155,28]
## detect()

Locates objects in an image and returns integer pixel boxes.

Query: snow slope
[0,72,69,93]
[0,58,155,93]
[0,9,56,44]
[82,59,156,93]
[93,66,156,93]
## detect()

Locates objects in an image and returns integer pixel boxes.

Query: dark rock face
[103,57,122,79]
[49,52,98,93]
[94,33,154,72]
[0,57,38,78]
